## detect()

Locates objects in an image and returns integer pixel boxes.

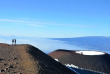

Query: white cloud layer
[0,36,94,53]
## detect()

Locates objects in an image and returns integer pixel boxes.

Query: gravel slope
[0,43,75,74]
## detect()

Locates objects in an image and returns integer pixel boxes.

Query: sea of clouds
[0,36,96,54]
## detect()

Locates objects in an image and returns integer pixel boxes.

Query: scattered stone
[0,58,3,61]
[4,63,7,65]
[1,69,5,72]
[6,68,8,70]
[14,58,18,60]
[9,65,13,68]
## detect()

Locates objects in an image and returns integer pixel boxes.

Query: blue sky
[0,0,110,38]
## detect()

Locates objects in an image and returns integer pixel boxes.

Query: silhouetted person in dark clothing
[12,39,14,45]
[14,39,16,45]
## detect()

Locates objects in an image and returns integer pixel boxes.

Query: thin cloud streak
[0,19,45,27]
[0,18,93,28]
[27,24,43,27]
[67,24,95,27]
[0,19,45,24]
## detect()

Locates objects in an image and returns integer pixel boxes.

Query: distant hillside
[52,36,110,53]
[49,49,110,73]
[0,43,76,74]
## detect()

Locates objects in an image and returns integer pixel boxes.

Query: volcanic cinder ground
[0,43,75,74]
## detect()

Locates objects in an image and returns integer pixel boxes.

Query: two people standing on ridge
[12,39,16,45]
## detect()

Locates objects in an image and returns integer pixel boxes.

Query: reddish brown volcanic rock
[0,44,75,74]
[48,49,110,74]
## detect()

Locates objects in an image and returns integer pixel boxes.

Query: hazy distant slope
[52,36,110,53]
